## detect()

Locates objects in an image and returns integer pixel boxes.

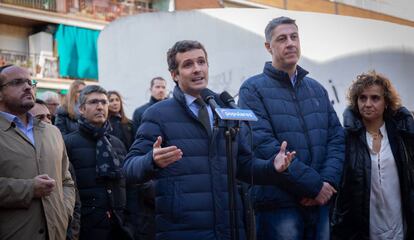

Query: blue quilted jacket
[123,86,300,240]
[238,62,345,209]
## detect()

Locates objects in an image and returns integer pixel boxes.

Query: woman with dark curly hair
[107,90,134,149]
[332,71,414,240]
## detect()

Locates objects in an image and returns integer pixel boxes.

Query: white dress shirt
[368,123,404,240]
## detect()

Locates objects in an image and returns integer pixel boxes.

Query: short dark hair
[78,85,107,106]
[150,77,165,88]
[265,16,297,42]
[35,98,46,105]
[167,40,208,74]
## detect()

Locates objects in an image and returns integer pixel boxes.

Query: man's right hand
[33,174,56,198]
[152,136,183,168]
[314,181,337,205]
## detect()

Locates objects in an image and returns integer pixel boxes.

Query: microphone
[200,88,258,122]
[220,91,238,109]
[200,88,219,111]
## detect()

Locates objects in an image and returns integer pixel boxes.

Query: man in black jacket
[64,85,133,240]
[131,76,167,240]
[132,77,167,134]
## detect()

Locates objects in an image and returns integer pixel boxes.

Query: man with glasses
[64,85,134,239]
[40,91,60,124]
[29,99,52,124]
[0,64,76,240]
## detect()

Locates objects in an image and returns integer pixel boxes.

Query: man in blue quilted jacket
[238,17,345,240]
[122,40,328,240]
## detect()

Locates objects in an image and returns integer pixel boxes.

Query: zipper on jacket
[288,81,314,167]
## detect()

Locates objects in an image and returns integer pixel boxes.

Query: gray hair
[265,16,297,42]
[40,91,59,102]
[78,85,107,106]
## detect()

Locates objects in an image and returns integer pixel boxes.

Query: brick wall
[175,0,222,10]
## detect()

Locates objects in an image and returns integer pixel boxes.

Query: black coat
[64,124,133,240]
[130,97,163,239]
[132,97,162,135]
[55,106,79,135]
[108,115,134,150]
[332,107,414,240]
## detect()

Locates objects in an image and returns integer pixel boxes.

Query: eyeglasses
[46,102,59,106]
[35,114,52,123]
[0,79,37,89]
[85,99,108,106]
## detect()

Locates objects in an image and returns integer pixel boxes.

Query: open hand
[273,141,296,172]
[152,136,183,168]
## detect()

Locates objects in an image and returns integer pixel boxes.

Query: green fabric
[55,24,100,80]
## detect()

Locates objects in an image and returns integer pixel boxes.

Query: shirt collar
[290,69,298,86]
[379,122,387,138]
[0,111,34,128]
[184,93,198,107]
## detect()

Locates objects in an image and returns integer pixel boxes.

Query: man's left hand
[273,141,296,172]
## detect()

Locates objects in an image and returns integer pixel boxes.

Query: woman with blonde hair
[332,71,414,240]
[107,90,134,149]
[55,80,85,135]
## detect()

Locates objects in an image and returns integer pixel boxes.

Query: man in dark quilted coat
[238,16,345,240]
[122,40,323,240]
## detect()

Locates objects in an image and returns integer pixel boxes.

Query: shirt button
[38,228,45,234]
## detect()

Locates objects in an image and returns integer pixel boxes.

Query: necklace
[368,130,382,140]
[367,130,382,154]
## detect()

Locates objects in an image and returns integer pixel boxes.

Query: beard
[21,101,35,112]
[3,98,35,114]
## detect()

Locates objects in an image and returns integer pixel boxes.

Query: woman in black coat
[55,80,85,135]
[107,91,134,149]
[332,71,414,240]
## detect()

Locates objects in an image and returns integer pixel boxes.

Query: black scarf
[78,117,123,180]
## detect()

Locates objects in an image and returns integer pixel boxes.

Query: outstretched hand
[152,136,183,168]
[273,141,296,173]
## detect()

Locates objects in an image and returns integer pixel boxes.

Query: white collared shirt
[368,123,404,239]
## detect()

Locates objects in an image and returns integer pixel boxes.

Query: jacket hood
[343,107,364,132]
[343,106,414,135]
[392,106,414,135]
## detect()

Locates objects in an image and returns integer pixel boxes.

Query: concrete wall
[98,8,414,118]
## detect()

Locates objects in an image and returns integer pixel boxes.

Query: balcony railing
[70,0,155,22]
[0,0,57,11]
[0,0,155,22]
[1,49,60,79]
